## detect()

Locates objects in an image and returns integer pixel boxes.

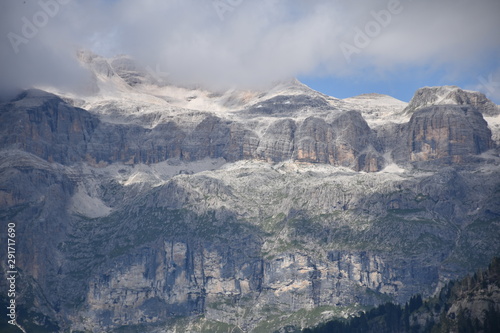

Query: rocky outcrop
[253,111,383,171]
[109,55,156,86]
[75,242,440,332]
[291,111,383,171]
[294,116,336,164]
[403,86,500,116]
[3,88,495,173]
[407,105,493,163]
[0,90,383,171]
[77,49,115,79]
[376,104,494,165]
[0,89,98,164]
[247,94,331,117]
[256,119,296,162]
[180,115,258,162]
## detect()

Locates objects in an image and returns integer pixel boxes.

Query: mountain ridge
[403,85,500,116]
[0,52,499,332]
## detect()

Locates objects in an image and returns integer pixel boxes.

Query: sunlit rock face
[408,105,493,163]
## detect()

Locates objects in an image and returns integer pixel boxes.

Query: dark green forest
[304,258,500,333]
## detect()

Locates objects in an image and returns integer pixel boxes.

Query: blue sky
[1,0,500,103]
[299,62,500,102]
[299,45,500,102]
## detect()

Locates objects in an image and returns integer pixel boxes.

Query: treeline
[303,258,500,333]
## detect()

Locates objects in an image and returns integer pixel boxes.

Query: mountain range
[1,51,499,332]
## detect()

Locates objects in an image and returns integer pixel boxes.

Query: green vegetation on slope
[303,258,500,333]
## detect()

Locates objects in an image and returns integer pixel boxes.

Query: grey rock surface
[1,73,499,332]
[403,86,500,116]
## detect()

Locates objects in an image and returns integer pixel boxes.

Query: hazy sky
[1,0,500,102]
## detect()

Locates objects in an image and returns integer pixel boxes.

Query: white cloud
[1,0,499,93]
[468,69,500,104]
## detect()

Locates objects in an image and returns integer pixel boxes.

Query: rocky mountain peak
[404,85,499,116]
[341,93,408,127]
[345,93,396,100]
[1,75,499,332]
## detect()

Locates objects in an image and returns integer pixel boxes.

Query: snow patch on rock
[70,187,112,218]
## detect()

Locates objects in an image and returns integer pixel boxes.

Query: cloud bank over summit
[1,0,500,96]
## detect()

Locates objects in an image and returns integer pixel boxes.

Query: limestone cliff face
[2,147,498,332]
[0,85,499,332]
[180,115,258,162]
[78,244,438,332]
[256,119,296,162]
[292,112,383,171]
[253,110,383,171]
[407,105,493,163]
[3,89,495,173]
[0,90,382,171]
[0,89,98,164]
